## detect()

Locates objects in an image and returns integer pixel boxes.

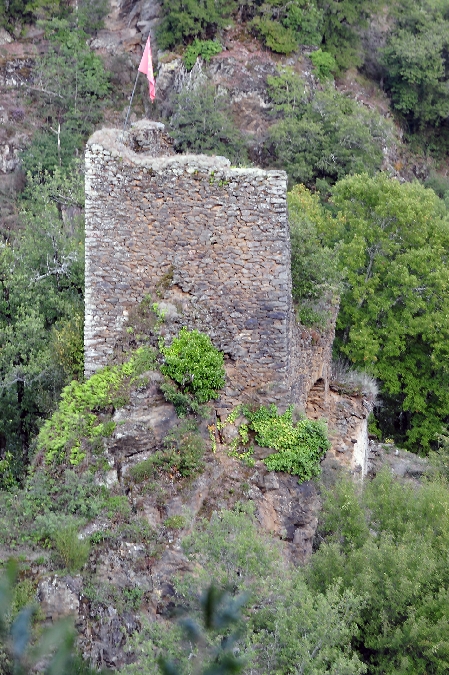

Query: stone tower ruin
[84,120,334,412]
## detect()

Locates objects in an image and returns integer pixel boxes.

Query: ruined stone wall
[85,120,335,411]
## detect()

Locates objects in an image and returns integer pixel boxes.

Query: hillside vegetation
[1,0,449,673]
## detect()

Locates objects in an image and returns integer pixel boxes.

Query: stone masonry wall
[85,120,335,411]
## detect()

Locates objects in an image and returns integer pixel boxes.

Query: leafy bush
[128,426,206,483]
[309,470,449,674]
[288,184,341,321]
[169,82,248,165]
[181,502,281,590]
[310,48,337,80]
[183,39,222,70]
[160,328,225,404]
[243,404,330,482]
[53,522,90,572]
[265,68,391,187]
[36,346,156,466]
[250,17,298,54]
[250,0,323,53]
[160,380,201,417]
[156,0,236,49]
[52,312,84,381]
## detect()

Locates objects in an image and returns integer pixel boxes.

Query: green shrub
[250,0,323,53]
[36,346,156,466]
[156,0,236,49]
[181,502,281,590]
[250,17,298,54]
[309,470,449,674]
[183,39,222,70]
[128,426,206,482]
[265,68,391,187]
[164,515,186,529]
[310,48,337,80]
[160,380,200,417]
[243,404,330,482]
[52,313,84,381]
[105,495,132,522]
[160,328,225,404]
[53,523,90,572]
[169,82,248,165]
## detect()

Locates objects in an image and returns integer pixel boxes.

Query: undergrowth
[36,346,156,467]
[127,422,206,484]
[244,405,330,482]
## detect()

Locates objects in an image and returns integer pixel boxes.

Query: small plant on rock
[160,328,225,405]
[243,404,330,482]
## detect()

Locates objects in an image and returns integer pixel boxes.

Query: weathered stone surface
[84,120,336,412]
[37,575,82,621]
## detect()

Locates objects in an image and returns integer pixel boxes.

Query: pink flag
[138,35,156,102]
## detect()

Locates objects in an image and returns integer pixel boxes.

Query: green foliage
[329,172,449,451]
[84,579,146,615]
[169,82,248,165]
[243,404,330,482]
[288,183,341,322]
[183,39,223,70]
[52,311,84,381]
[309,470,449,674]
[265,68,391,187]
[23,18,110,174]
[251,16,298,53]
[158,586,247,675]
[0,165,84,482]
[316,0,378,71]
[249,0,323,53]
[0,559,104,675]
[156,0,236,49]
[181,502,281,590]
[310,48,336,80]
[164,515,186,530]
[126,511,365,675]
[21,128,81,174]
[381,0,449,135]
[0,0,61,30]
[249,576,366,675]
[36,346,156,467]
[52,523,90,571]
[160,380,201,417]
[160,328,225,404]
[128,425,206,483]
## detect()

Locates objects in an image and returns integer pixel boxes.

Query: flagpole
[120,70,140,142]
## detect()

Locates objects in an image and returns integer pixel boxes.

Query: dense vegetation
[2,0,449,673]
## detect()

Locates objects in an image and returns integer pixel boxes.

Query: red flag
[138,35,156,102]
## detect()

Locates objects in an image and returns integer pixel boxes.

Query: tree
[265,68,391,188]
[309,470,449,674]
[0,166,84,485]
[381,3,449,134]
[316,0,379,70]
[169,81,247,164]
[288,184,341,326]
[156,0,237,49]
[22,18,110,173]
[329,173,449,451]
